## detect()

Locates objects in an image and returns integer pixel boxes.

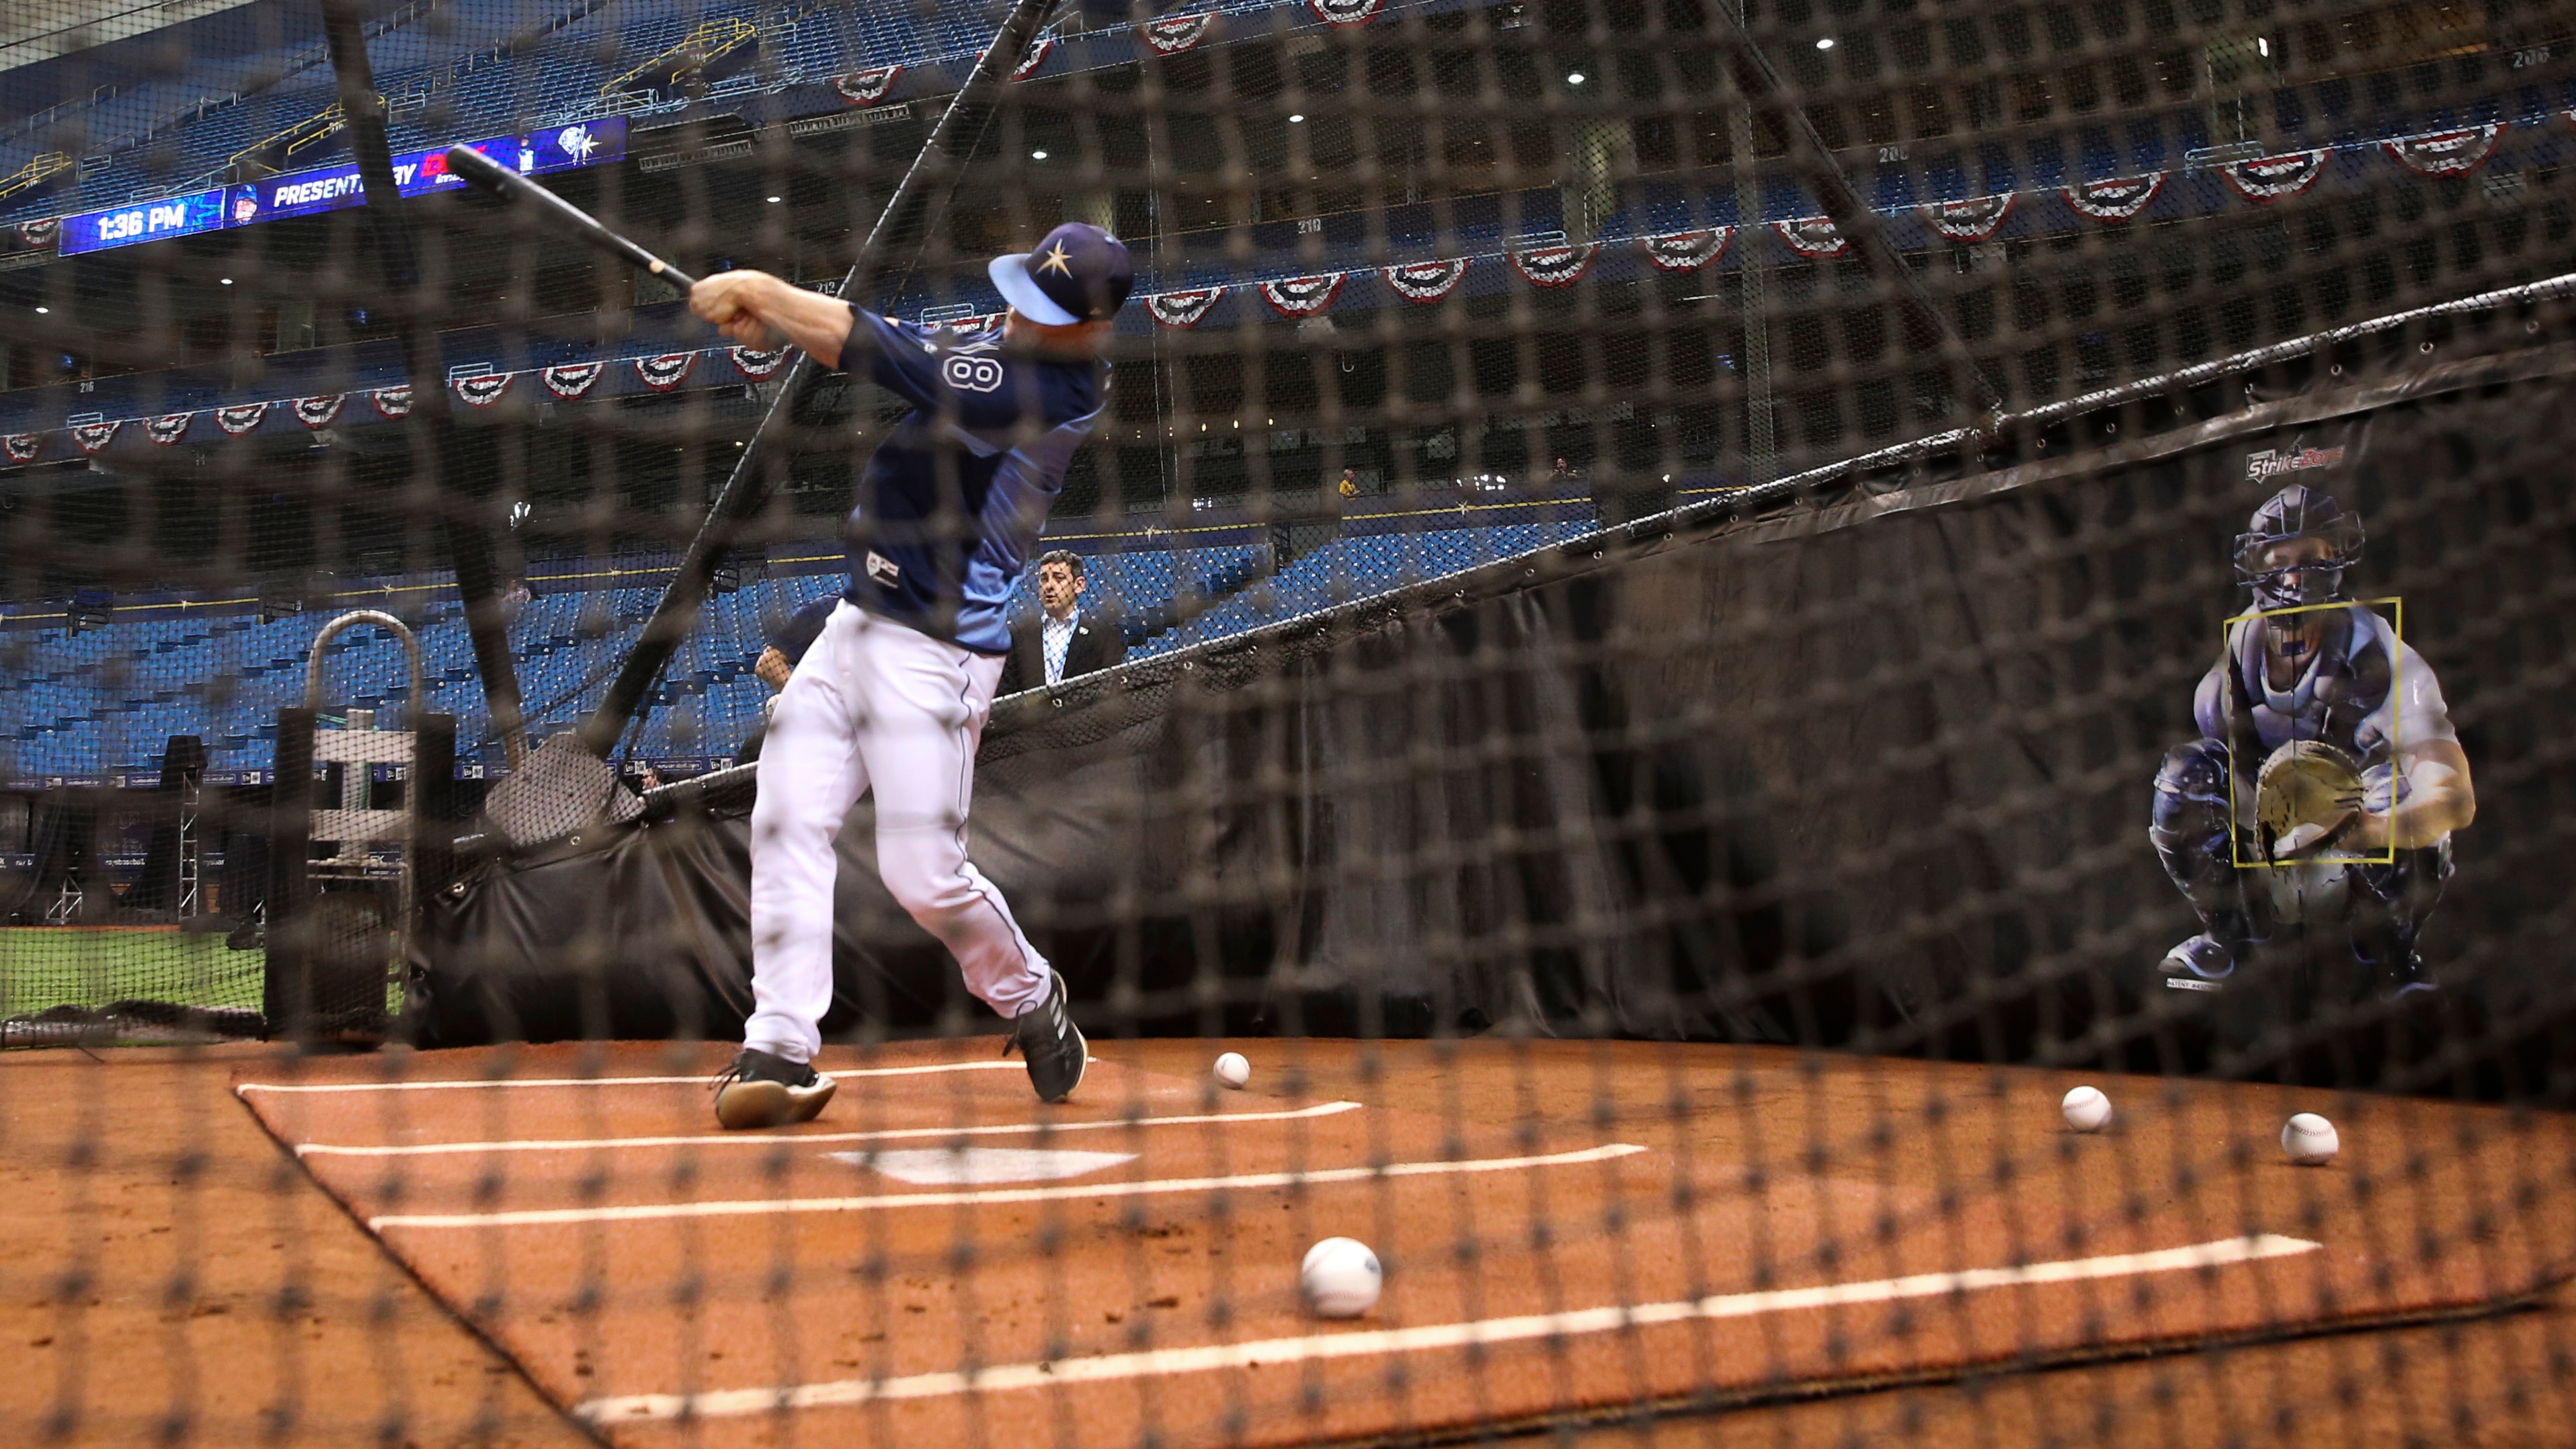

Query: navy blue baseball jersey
[826,306,1106,655]
[768,596,838,667]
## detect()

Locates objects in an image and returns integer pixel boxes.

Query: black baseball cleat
[712,1047,837,1130]
[2159,933,2237,993]
[1003,969,1086,1103]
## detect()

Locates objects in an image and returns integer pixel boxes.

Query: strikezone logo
[2062,173,2164,222]
[2384,125,2501,178]
[147,412,192,446]
[2220,150,2329,204]
[1509,243,1598,287]
[1145,288,1225,329]
[730,347,788,379]
[215,402,268,436]
[1920,194,2015,242]
[1139,12,1217,54]
[4,433,40,462]
[454,372,512,408]
[1772,216,1847,259]
[72,420,120,454]
[2246,442,2347,481]
[1308,0,1382,24]
[832,65,901,106]
[1259,274,1344,317]
[635,352,698,391]
[1382,258,1468,302]
[1635,229,1731,270]
[544,362,604,399]
[372,385,412,419]
[292,395,344,429]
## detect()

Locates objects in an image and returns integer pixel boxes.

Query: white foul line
[237,1058,1024,1095]
[576,1233,2321,1425]
[368,1142,1646,1232]
[295,1100,1366,1159]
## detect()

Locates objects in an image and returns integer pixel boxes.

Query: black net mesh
[3,0,2576,1442]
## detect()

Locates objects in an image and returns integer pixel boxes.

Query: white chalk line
[294,1100,1365,1159]
[237,1057,1024,1095]
[368,1142,1646,1232]
[575,1233,2322,1424]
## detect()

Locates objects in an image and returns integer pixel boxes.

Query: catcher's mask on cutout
[2235,485,2365,610]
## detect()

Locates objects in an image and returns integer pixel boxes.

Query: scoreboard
[56,118,626,257]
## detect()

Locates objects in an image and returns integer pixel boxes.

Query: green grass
[0,927,267,1017]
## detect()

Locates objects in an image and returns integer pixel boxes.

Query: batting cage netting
[3,0,2575,1442]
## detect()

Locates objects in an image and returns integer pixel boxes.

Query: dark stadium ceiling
[2,0,295,73]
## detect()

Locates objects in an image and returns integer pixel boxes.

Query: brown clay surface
[223,1038,2573,1449]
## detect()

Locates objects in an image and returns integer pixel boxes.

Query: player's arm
[690,270,858,366]
[2347,737,2474,851]
[753,647,793,690]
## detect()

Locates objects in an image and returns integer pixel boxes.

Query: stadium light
[1031,149,1048,159]
[1566,72,1584,85]
[33,306,46,314]
[1289,114,1305,122]
[765,195,781,203]
[1816,36,1835,49]
[219,277,233,285]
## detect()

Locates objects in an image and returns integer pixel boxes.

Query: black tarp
[411,357,2576,1092]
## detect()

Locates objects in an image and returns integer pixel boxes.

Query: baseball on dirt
[2060,1085,2113,1132]
[2282,1112,2340,1165]
[1213,1051,1251,1089]
[1300,1237,1382,1317]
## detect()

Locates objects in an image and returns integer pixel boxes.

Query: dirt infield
[229,1039,2569,1449]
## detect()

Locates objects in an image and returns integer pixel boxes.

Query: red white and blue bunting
[635,353,697,391]
[1921,194,2015,242]
[543,361,605,399]
[1139,12,1217,54]
[1382,258,1469,302]
[72,420,120,454]
[454,372,512,407]
[1308,0,1381,23]
[730,346,788,379]
[979,38,1053,80]
[3,434,37,462]
[147,412,192,446]
[292,395,344,429]
[1635,228,1731,270]
[215,402,268,436]
[831,65,901,106]
[372,385,412,419]
[18,218,57,249]
[1508,242,1598,286]
[1258,274,1344,317]
[2062,173,2164,222]
[1145,288,1225,329]
[2384,125,2500,177]
[2221,150,2329,204]
[1773,216,1847,259]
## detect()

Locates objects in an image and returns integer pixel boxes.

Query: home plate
[834,1147,1140,1184]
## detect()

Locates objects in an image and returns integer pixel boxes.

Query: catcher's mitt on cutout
[2255,739,2366,860]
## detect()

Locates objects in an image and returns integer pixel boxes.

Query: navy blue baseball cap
[989,222,1134,326]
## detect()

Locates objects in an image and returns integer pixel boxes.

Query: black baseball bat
[441,143,700,289]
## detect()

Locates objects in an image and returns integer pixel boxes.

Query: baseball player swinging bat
[448,147,1127,1124]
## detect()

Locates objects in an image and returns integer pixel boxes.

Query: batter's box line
[236,1057,1027,1095]
[292,1099,1366,1158]
[573,1234,2324,1425]
[366,1142,1650,1231]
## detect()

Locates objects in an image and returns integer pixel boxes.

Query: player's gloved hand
[2255,740,2366,859]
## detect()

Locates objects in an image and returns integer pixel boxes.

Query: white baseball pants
[742,602,1051,1063]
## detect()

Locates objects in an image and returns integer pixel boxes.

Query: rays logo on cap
[990,222,1135,326]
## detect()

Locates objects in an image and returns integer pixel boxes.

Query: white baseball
[1299,1237,1382,1317]
[2282,1112,2340,1165]
[1213,1051,1250,1089]
[2060,1085,2112,1133]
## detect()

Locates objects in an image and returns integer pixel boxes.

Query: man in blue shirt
[687,222,1131,1126]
